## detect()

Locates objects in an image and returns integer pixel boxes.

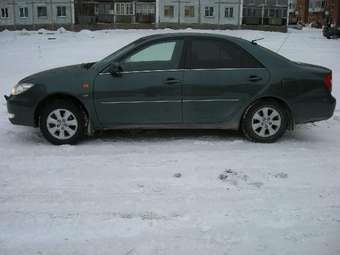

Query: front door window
[121,40,183,71]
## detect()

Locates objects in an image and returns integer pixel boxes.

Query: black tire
[39,100,85,145]
[241,100,288,143]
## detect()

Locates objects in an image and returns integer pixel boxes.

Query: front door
[94,39,184,127]
[183,38,270,124]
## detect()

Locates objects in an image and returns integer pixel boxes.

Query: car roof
[141,32,246,44]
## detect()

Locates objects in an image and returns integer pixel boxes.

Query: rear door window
[189,38,263,69]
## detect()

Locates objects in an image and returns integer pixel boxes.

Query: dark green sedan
[5,33,336,145]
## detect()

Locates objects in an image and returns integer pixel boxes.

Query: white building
[0,0,74,27]
[158,0,242,27]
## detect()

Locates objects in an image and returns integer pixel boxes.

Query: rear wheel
[241,101,288,143]
[39,100,85,145]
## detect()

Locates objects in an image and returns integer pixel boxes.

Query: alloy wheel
[251,107,282,137]
[46,109,78,140]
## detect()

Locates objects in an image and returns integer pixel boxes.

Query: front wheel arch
[34,93,89,128]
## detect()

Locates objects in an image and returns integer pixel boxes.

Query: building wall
[0,0,74,27]
[159,0,241,26]
[219,2,241,25]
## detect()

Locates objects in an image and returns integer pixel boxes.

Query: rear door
[183,37,270,124]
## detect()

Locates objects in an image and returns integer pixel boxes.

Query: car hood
[20,64,89,85]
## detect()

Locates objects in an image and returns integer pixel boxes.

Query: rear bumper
[294,94,336,124]
[5,94,36,127]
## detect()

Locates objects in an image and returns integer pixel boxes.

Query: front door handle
[164,77,180,85]
[248,75,262,82]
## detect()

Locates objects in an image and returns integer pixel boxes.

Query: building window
[184,6,194,17]
[57,6,66,17]
[126,3,133,15]
[115,2,134,15]
[1,8,9,18]
[37,6,47,18]
[225,7,234,18]
[19,7,29,18]
[204,6,214,17]
[136,3,155,15]
[164,5,174,17]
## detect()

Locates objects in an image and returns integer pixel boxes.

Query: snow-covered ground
[0,28,339,255]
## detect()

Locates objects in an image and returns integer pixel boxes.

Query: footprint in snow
[273,172,288,179]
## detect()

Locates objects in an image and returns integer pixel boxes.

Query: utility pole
[261,1,265,25]
[304,0,309,23]
[12,1,16,30]
[178,0,180,25]
[198,0,201,24]
[155,0,159,27]
[336,0,340,26]
[239,0,243,27]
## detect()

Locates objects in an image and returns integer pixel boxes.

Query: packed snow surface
[0,28,339,255]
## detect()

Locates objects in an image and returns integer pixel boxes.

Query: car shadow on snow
[88,129,244,144]
[9,124,330,145]
[83,123,332,144]
[86,128,317,144]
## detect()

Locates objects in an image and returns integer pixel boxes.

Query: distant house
[242,0,288,26]
[158,0,242,27]
[292,0,340,26]
[0,0,75,27]
[308,0,326,25]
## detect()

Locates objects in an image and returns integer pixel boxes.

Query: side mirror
[108,62,123,77]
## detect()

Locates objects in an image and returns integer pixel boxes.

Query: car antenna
[251,38,264,45]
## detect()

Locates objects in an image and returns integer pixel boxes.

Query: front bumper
[5,94,36,127]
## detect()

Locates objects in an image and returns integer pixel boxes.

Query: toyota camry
[5,33,336,144]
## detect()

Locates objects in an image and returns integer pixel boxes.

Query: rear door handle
[164,77,180,85]
[248,75,262,82]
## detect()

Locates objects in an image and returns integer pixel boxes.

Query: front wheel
[39,100,85,145]
[241,101,288,143]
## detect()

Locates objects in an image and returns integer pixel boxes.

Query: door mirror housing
[108,62,123,77]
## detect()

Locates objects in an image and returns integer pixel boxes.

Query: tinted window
[126,41,176,62]
[190,39,263,69]
[121,40,183,71]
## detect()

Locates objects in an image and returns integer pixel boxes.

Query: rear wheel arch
[34,93,89,127]
[241,97,294,130]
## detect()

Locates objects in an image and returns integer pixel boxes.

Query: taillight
[324,73,332,92]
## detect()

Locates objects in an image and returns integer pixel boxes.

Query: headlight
[11,83,34,96]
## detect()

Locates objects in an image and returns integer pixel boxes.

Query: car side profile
[5,33,336,145]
